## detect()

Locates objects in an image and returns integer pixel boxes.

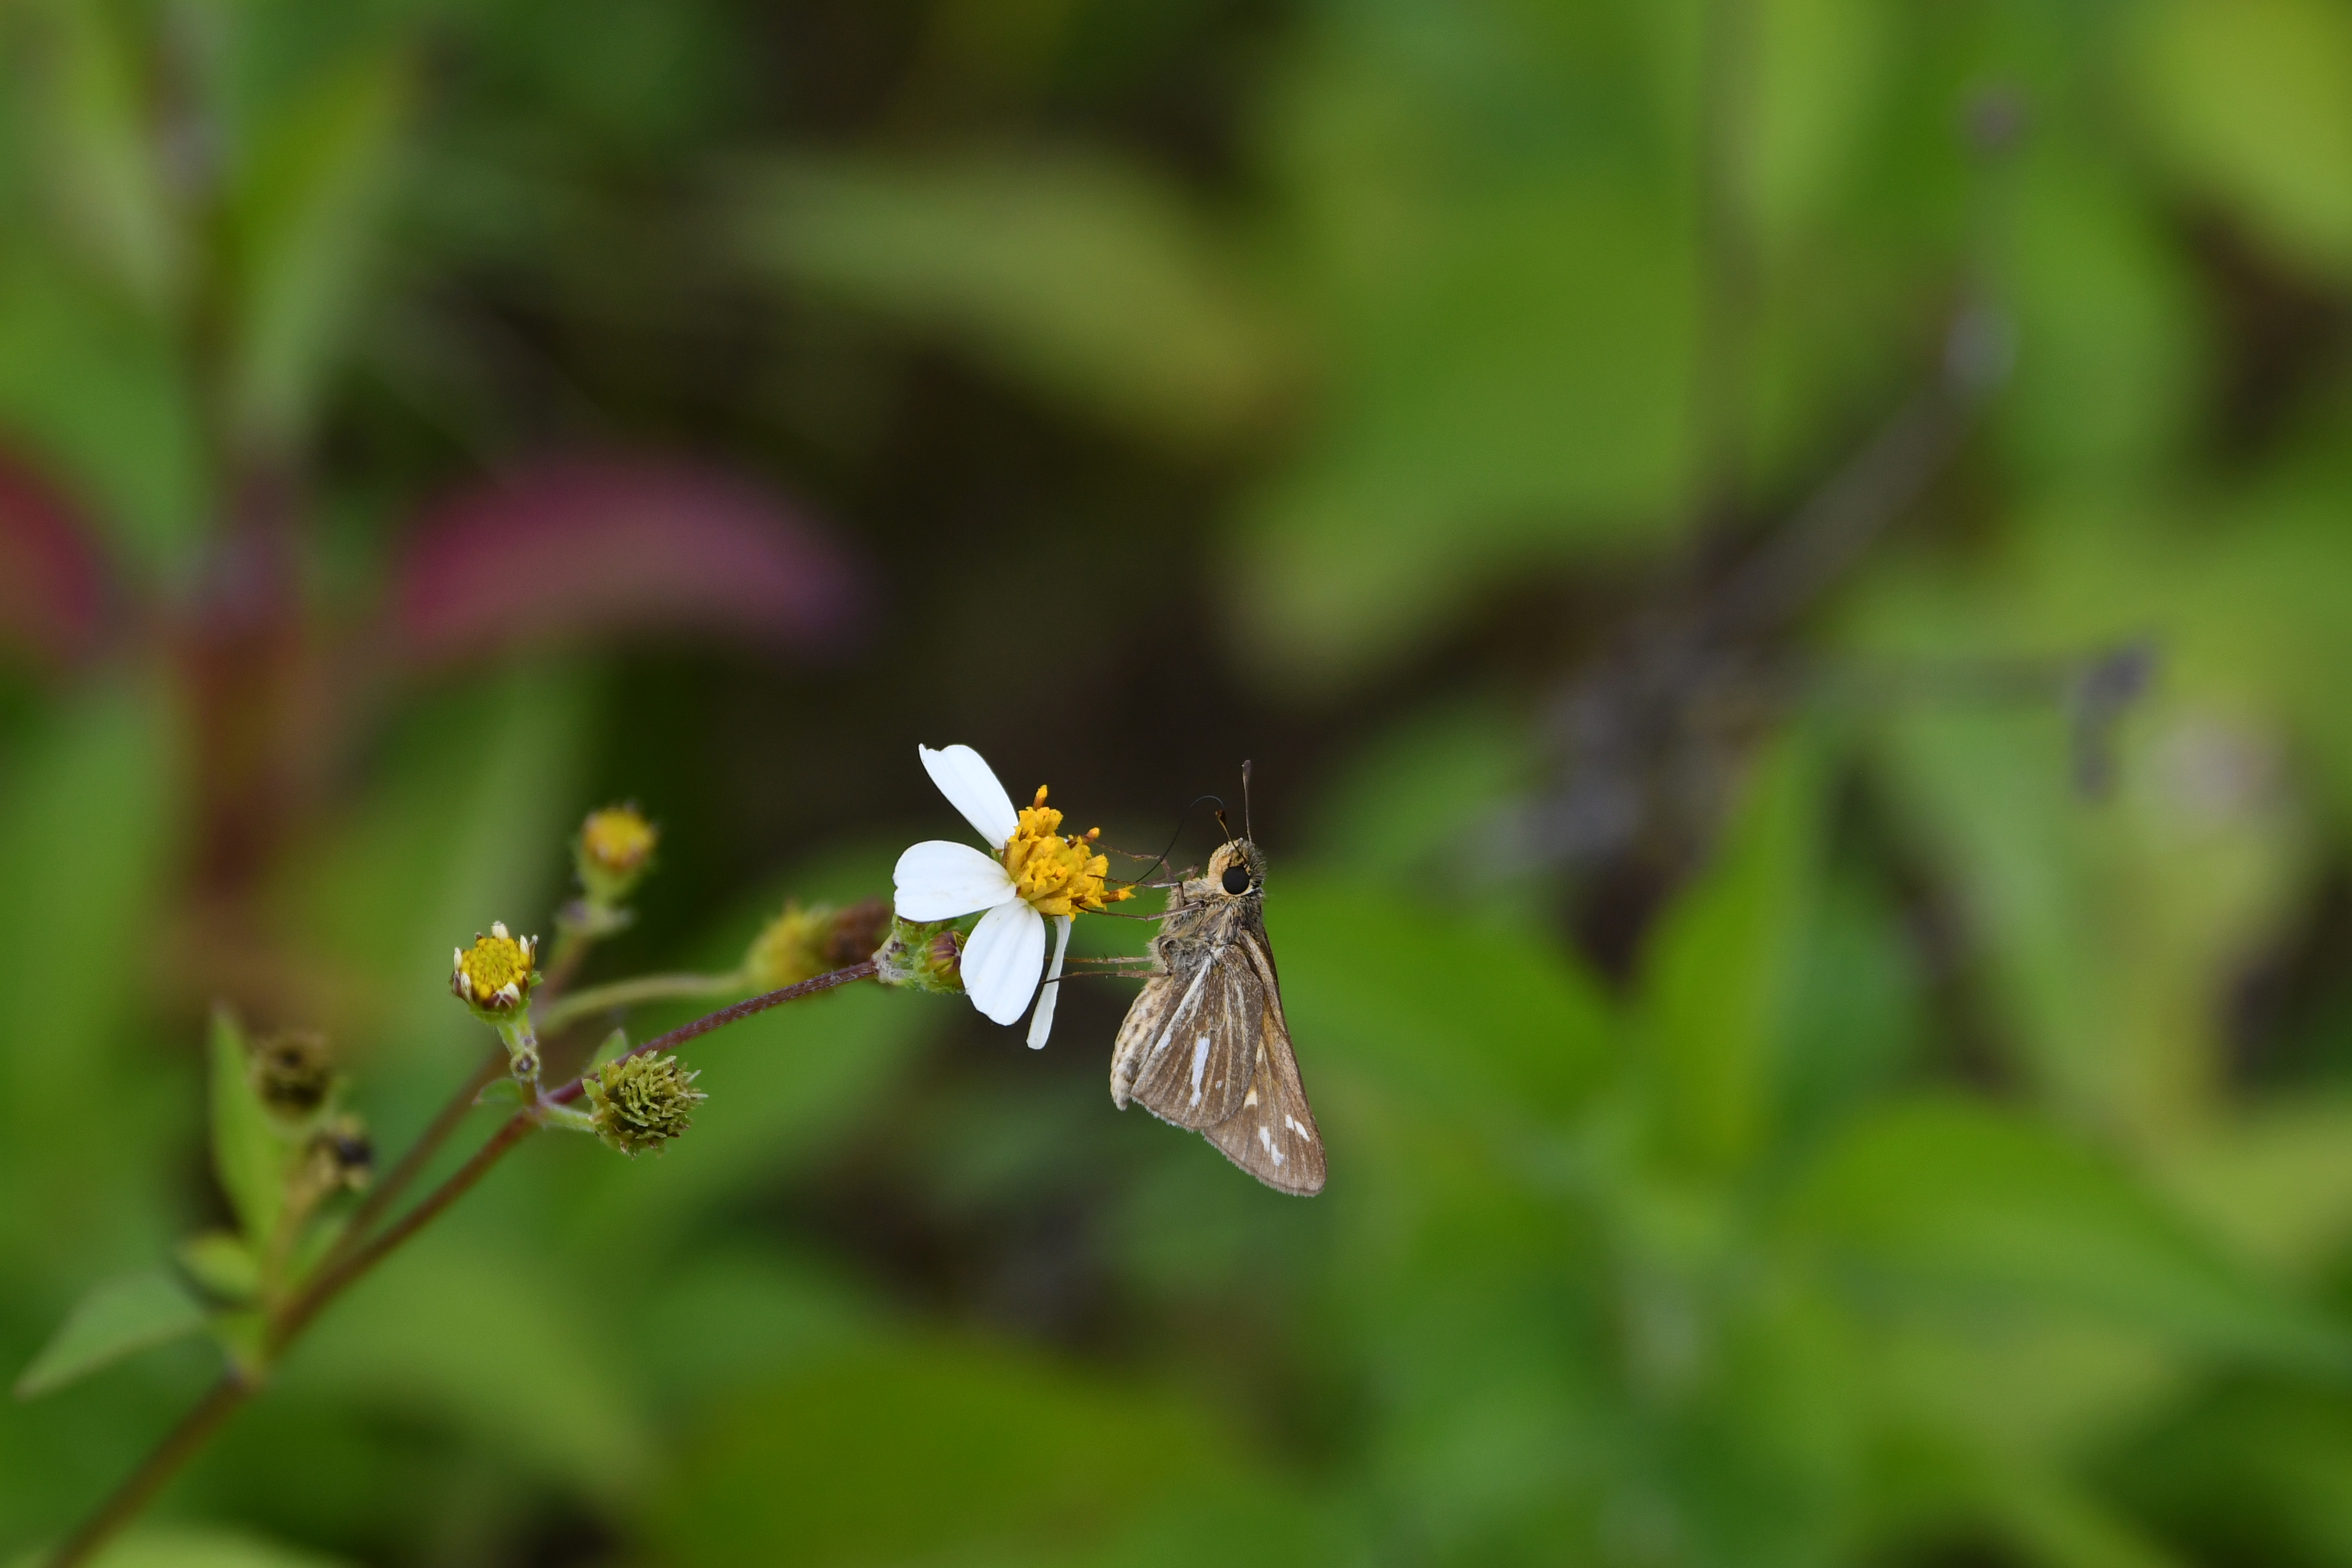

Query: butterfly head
[1204,837,1265,899]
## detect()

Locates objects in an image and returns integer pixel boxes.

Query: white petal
[921,744,1020,849]
[963,900,1045,1026]
[1025,915,1073,1049]
[894,840,1015,921]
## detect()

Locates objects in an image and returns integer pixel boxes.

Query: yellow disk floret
[1001,786,1133,918]
[450,921,539,1014]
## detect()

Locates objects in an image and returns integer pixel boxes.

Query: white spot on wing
[1284,1114,1313,1142]
[1257,1125,1284,1167]
[1153,951,1219,1058]
[1243,1087,1259,1108]
[1188,1035,1210,1107]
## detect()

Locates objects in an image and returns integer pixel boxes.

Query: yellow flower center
[1001,786,1133,919]
[580,806,657,874]
[456,924,537,1006]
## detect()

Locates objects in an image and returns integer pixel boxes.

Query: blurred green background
[9,0,2352,1564]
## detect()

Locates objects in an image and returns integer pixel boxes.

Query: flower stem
[44,960,880,1568]
[536,918,598,997]
[535,970,747,1033]
[266,1108,542,1353]
[315,1048,505,1276]
[545,960,876,1106]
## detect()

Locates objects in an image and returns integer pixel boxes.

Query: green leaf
[586,1027,630,1070]
[1748,0,1888,254]
[1774,868,1925,1149]
[1990,149,2199,482]
[1269,873,1615,1137]
[1234,181,1697,685]
[1843,556,2306,1139]
[10,0,183,311]
[2109,1380,2352,1567]
[472,1076,527,1108]
[658,1338,1249,1567]
[570,974,935,1239]
[274,664,591,1070]
[1638,736,1821,1174]
[0,682,180,1268]
[210,1008,288,1247]
[1794,1098,2352,1374]
[736,150,1289,453]
[1233,2,1720,687]
[1978,1468,2189,1568]
[0,254,207,573]
[175,1231,260,1304]
[1304,696,1538,896]
[225,47,409,450]
[288,1234,648,1491]
[2159,1096,2352,1278]
[7,1523,352,1568]
[14,1268,206,1399]
[2131,0,2352,275]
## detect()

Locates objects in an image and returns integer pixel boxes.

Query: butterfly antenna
[1240,759,1254,840]
[1111,793,1224,888]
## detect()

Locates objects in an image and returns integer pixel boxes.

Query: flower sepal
[874,917,965,994]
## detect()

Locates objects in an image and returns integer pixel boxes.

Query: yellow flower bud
[576,804,658,905]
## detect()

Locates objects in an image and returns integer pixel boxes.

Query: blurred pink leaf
[0,449,112,669]
[391,456,864,667]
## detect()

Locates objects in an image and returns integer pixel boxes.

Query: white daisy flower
[892,744,1128,1048]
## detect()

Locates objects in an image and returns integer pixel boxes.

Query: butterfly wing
[1110,912,1262,1130]
[1200,940,1325,1196]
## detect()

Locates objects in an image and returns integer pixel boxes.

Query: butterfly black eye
[1221,865,1251,895]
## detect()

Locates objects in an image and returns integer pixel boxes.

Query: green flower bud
[576,804,658,906]
[874,917,963,995]
[583,1052,705,1157]
[744,900,831,990]
[744,897,892,988]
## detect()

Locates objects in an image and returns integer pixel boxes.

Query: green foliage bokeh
[8,1,2352,1565]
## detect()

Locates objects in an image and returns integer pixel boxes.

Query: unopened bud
[285,1114,374,1215]
[825,899,893,966]
[576,804,658,906]
[744,900,831,990]
[745,897,893,989]
[249,1030,336,1126]
[874,917,963,995]
[583,1052,705,1157]
[304,1115,374,1194]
